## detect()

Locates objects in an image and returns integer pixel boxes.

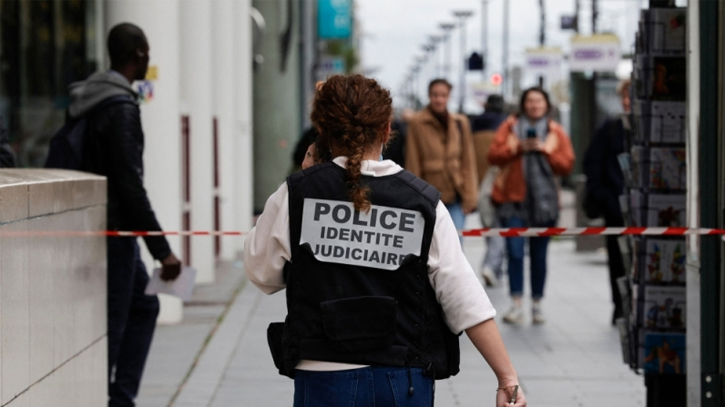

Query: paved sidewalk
[136,259,247,407]
[138,220,645,407]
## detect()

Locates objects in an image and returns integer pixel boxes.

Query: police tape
[1,227,725,238]
[462,227,725,238]
[0,230,246,237]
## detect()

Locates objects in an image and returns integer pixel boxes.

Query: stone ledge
[0,170,106,222]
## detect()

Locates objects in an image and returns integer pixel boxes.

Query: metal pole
[453,11,473,112]
[430,36,443,78]
[592,0,598,34]
[459,19,466,112]
[415,68,421,107]
[440,23,456,80]
[446,34,452,79]
[439,43,443,77]
[538,0,545,88]
[574,0,580,33]
[482,0,488,81]
[700,1,723,403]
[502,0,509,99]
[539,0,545,46]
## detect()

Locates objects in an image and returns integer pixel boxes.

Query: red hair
[310,75,393,211]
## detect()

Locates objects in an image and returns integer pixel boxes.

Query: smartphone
[526,128,537,139]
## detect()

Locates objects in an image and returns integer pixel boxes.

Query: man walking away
[68,23,181,407]
[0,118,16,168]
[471,95,507,287]
[583,80,630,325]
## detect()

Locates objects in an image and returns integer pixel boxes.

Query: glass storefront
[0,0,102,167]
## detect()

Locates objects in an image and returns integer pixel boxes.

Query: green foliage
[326,40,359,74]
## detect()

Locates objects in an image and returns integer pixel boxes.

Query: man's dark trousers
[107,237,159,407]
[605,215,626,321]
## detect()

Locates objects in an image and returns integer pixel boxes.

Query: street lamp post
[454,10,474,113]
[411,65,421,108]
[502,0,509,99]
[481,0,489,82]
[429,35,443,77]
[439,23,456,80]
[422,43,436,84]
[416,54,427,104]
[538,0,546,88]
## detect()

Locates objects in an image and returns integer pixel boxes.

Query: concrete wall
[0,169,107,407]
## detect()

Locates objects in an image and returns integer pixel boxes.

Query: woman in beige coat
[405,79,478,235]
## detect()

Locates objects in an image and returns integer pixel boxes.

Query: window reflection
[0,0,101,167]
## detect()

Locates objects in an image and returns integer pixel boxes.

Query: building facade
[0,0,254,322]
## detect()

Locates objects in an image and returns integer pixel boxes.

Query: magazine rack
[619,8,688,386]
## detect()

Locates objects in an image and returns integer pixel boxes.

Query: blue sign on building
[318,0,352,39]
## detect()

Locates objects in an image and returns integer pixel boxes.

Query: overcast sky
[356,0,686,105]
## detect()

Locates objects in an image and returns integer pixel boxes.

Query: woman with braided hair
[244,75,526,407]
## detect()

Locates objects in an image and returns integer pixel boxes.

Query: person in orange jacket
[488,87,575,325]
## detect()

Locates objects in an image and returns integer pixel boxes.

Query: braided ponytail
[310,75,393,212]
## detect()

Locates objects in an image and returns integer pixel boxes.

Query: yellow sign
[146,65,159,81]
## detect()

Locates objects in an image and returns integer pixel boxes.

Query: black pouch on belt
[267,322,286,372]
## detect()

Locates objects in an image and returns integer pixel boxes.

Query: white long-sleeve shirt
[244,157,496,370]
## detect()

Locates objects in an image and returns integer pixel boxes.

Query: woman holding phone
[245,75,526,406]
[488,87,575,325]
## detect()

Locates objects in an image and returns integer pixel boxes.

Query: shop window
[0,0,101,167]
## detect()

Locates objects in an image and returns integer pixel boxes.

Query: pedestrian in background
[383,108,415,167]
[291,127,320,173]
[0,117,15,168]
[405,79,478,236]
[245,74,526,407]
[68,23,181,407]
[472,95,508,287]
[488,87,575,325]
[583,79,631,325]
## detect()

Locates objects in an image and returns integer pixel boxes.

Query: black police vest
[266,162,460,380]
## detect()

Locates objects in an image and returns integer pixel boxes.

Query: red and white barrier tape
[1,227,724,238]
[0,230,247,237]
[461,227,725,238]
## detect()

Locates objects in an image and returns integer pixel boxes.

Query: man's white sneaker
[480,267,500,287]
[532,304,546,325]
[502,305,524,324]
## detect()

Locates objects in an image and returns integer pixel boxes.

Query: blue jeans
[482,217,506,279]
[107,238,160,407]
[445,202,466,231]
[502,216,551,299]
[294,367,434,407]
[445,202,465,246]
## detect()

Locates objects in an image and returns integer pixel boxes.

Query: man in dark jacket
[69,23,181,407]
[471,95,507,287]
[583,80,630,325]
[472,95,507,134]
[0,117,16,168]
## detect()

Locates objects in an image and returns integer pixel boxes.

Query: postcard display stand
[619,6,687,399]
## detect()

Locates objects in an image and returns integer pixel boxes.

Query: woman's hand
[464,320,525,407]
[463,202,477,215]
[496,385,526,406]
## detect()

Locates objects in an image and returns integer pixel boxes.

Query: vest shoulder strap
[394,170,441,206]
[287,162,338,189]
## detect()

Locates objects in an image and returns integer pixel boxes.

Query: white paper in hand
[144,266,197,301]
